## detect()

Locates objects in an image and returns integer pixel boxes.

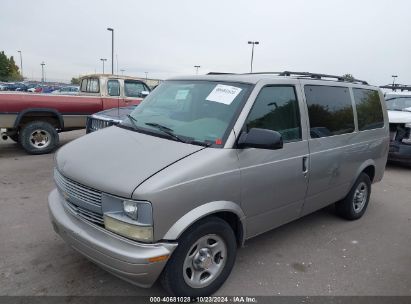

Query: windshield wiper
[126,114,139,131]
[128,120,212,147]
[189,140,213,147]
[145,122,188,144]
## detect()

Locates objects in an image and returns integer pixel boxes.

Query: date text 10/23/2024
[149,296,257,303]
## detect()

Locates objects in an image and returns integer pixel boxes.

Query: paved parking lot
[0,130,410,296]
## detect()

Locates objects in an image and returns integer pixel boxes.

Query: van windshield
[121,80,252,146]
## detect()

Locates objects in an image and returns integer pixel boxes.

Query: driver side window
[246,86,302,142]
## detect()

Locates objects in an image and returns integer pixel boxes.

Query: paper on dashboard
[206,84,242,105]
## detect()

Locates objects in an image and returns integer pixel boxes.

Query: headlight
[104,214,153,242]
[101,193,153,242]
[403,123,411,144]
[123,200,138,220]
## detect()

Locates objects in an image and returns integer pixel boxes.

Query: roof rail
[207,72,235,75]
[380,84,411,92]
[242,71,368,85]
[207,71,369,85]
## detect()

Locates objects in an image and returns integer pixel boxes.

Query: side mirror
[141,91,150,97]
[237,128,283,150]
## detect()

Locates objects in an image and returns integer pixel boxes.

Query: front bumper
[48,189,177,288]
[388,141,411,164]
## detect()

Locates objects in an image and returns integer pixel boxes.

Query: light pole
[120,69,125,76]
[145,72,148,81]
[40,62,45,83]
[194,65,201,75]
[392,75,398,91]
[247,41,259,73]
[17,50,23,79]
[100,58,107,74]
[107,28,114,74]
[116,54,119,75]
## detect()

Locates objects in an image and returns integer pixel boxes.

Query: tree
[343,74,355,82]
[8,56,22,81]
[71,77,80,85]
[0,52,9,81]
[0,51,23,81]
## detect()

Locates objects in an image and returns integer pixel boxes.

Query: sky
[1,0,410,85]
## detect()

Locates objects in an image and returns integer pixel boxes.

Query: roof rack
[207,71,369,85]
[380,84,411,92]
[207,72,236,75]
[242,71,369,85]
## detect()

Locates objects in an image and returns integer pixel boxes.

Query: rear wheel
[161,217,237,297]
[336,172,371,220]
[19,121,59,154]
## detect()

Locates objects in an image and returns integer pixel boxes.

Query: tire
[161,217,237,297]
[336,173,371,220]
[19,121,59,155]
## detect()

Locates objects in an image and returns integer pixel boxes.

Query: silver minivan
[48,72,389,296]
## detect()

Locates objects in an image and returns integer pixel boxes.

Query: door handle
[302,156,309,175]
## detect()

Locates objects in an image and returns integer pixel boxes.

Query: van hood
[387,110,411,124]
[55,126,204,198]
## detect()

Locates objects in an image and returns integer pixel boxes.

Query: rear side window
[80,78,100,93]
[246,86,301,142]
[353,89,384,130]
[305,85,354,138]
[80,79,87,91]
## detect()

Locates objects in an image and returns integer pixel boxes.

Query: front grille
[66,201,104,226]
[86,117,118,133]
[91,118,112,130]
[54,169,102,208]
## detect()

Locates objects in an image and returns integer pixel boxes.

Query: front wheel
[161,217,237,297]
[336,172,371,220]
[19,121,59,154]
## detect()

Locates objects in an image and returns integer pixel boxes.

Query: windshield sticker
[175,89,190,100]
[206,84,242,105]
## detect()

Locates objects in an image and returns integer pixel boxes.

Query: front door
[237,85,309,238]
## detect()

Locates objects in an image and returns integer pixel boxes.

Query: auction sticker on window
[206,84,242,105]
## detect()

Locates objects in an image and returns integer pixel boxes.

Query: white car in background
[51,86,79,95]
[383,90,411,164]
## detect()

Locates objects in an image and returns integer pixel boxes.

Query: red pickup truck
[0,74,150,154]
